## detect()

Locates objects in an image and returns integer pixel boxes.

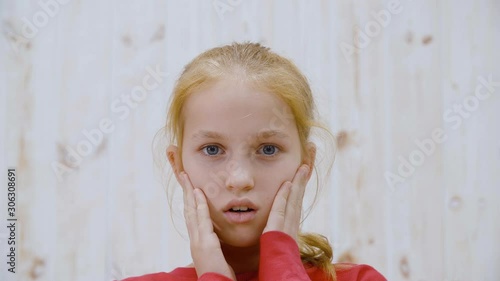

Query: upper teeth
[231,206,249,211]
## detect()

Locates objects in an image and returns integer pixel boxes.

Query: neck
[220,241,260,274]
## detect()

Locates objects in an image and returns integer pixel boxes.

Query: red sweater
[121,231,386,281]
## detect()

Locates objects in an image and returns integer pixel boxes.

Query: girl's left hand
[263,164,310,240]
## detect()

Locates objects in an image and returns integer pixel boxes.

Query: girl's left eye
[258,145,280,156]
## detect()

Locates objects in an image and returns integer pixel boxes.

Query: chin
[218,229,262,248]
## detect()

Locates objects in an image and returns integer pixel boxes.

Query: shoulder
[334,263,387,281]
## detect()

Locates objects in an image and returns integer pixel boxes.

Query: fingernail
[302,165,309,175]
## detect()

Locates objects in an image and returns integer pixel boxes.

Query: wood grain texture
[1,0,498,280]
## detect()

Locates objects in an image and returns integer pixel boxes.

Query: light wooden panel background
[1,0,499,281]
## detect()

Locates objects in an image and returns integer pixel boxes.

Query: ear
[166,144,183,183]
[303,142,317,180]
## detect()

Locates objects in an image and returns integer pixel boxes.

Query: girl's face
[174,78,310,247]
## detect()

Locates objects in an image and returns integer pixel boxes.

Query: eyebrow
[192,130,228,140]
[258,130,291,140]
[192,130,290,140]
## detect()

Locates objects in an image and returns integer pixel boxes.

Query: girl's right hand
[179,171,236,281]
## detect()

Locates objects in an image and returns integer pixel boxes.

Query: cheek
[258,160,298,184]
[182,156,226,198]
[262,166,298,203]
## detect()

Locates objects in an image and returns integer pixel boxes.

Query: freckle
[451,82,458,91]
[422,35,433,45]
[399,256,410,278]
[368,238,374,245]
[338,251,356,263]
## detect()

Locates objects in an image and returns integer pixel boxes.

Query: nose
[225,160,254,192]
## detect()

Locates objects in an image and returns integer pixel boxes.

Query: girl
[122,42,386,281]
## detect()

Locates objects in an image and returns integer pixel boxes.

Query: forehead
[182,79,297,140]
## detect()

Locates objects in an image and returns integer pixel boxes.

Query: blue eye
[259,145,279,156]
[202,145,220,156]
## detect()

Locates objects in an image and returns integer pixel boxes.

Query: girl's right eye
[201,145,222,156]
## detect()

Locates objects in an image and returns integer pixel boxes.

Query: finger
[284,165,309,231]
[264,181,292,232]
[180,172,198,240]
[287,165,309,210]
[193,188,215,235]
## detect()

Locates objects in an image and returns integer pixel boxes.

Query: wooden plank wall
[1,0,499,280]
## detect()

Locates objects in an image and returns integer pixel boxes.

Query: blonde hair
[161,42,336,280]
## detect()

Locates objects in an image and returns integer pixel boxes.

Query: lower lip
[223,210,257,224]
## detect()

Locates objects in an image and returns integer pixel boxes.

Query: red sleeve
[257,231,387,281]
[335,264,387,281]
[259,231,311,281]
[119,271,233,281]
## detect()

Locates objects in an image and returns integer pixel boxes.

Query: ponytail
[298,232,337,281]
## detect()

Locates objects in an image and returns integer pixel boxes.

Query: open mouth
[224,204,257,223]
[228,207,255,212]
[223,199,258,223]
